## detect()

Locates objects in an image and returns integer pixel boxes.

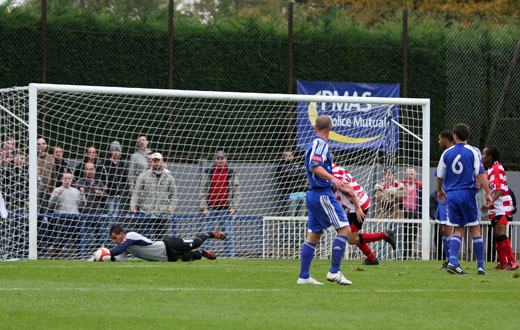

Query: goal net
[0,84,430,261]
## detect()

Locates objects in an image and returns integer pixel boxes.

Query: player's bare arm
[436,177,446,204]
[482,189,503,211]
[311,166,349,193]
[338,183,355,198]
[341,187,365,222]
[477,173,493,207]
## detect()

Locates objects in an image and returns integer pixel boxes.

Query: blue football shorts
[435,201,448,225]
[306,188,349,232]
[446,189,481,227]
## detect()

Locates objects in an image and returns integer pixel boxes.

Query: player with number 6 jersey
[436,123,492,275]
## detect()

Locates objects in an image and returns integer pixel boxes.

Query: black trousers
[163,234,207,262]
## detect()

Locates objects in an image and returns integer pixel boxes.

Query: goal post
[18,83,430,260]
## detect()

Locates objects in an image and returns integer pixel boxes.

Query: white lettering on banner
[320,90,372,112]
[329,115,386,128]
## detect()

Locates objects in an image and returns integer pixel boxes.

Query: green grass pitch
[1,259,519,329]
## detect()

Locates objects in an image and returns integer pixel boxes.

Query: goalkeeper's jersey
[110,232,168,262]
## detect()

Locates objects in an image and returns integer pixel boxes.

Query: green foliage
[0,259,519,329]
[1,5,519,162]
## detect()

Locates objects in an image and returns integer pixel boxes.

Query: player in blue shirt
[436,123,492,275]
[297,115,396,285]
[104,224,227,262]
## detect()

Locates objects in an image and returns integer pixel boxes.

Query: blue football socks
[442,235,451,260]
[299,242,316,279]
[473,236,485,270]
[329,235,348,273]
[448,235,462,267]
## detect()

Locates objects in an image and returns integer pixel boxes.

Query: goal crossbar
[29,83,430,105]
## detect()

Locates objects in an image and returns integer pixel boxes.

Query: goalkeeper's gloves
[86,244,106,262]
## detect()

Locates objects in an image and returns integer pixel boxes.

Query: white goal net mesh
[0,86,428,260]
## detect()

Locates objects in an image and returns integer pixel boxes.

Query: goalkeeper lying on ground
[91,224,227,262]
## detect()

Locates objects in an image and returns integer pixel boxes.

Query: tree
[19,0,169,20]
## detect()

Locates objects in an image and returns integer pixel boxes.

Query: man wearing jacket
[130,153,177,240]
[199,150,240,257]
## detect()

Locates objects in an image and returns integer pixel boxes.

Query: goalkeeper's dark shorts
[163,236,203,262]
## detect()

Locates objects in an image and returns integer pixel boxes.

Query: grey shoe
[384,230,397,250]
[362,257,379,265]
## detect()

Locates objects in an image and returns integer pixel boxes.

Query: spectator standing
[47,172,86,257]
[400,167,422,259]
[52,146,72,189]
[2,153,29,213]
[130,153,177,239]
[128,135,151,189]
[1,137,16,167]
[373,168,407,260]
[275,150,307,216]
[36,167,49,214]
[482,146,518,270]
[0,152,28,258]
[74,146,108,187]
[37,138,55,195]
[199,150,240,257]
[48,173,85,214]
[103,141,128,217]
[436,123,492,275]
[76,162,107,214]
[76,162,107,257]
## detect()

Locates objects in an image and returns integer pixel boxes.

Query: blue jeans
[105,197,121,216]
[103,197,122,246]
[203,207,236,257]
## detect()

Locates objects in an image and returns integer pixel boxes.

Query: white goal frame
[27,83,430,260]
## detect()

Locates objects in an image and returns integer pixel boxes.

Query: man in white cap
[130,152,177,239]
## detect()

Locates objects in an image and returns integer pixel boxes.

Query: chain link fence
[1,0,519,166]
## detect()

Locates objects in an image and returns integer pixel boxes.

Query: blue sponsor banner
[296,80,400,152]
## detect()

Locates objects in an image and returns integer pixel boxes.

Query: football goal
[0,84,430,260]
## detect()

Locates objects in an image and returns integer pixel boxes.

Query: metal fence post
[287,1,294,94]
[168,0,175,89]
[402,8,408,98]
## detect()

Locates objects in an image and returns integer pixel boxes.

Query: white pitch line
[0,287,289,293]
[1,287,520,293]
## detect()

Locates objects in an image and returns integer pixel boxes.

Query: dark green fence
[0,1,519,166]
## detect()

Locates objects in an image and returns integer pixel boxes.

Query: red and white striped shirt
[487,161,513,219]
[332,164,370,214]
